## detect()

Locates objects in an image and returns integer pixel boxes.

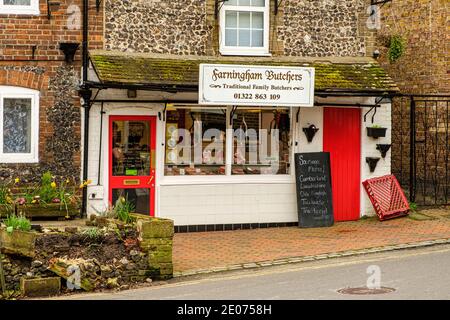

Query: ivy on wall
[388,35,406,63]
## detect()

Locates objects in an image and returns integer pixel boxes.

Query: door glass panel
[112,188,150,215]
[112,120,151,176]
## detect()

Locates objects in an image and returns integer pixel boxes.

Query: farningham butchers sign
[199,64,315,107]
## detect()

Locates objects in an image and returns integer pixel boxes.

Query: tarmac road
[57,244,450,300]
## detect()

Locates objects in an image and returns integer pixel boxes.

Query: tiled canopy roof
[89,50,399,93]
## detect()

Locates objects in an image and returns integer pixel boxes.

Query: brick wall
[0,0,103,182]
[376,0,449,95]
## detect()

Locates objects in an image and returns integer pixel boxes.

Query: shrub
[3,213,31,232]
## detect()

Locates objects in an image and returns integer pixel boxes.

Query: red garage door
[323,107,361,221]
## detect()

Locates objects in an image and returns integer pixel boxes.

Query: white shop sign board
[199,64,315,107]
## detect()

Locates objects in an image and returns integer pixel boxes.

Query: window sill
[219,50,272,57]
[0,156,38,164]
[159,175,294,186]
[0,8,40,15]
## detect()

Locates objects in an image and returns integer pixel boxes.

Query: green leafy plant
[3,213,31,232]
[38,171,59,203]
[82,227,105,241]
[388,35,406,62]
[409,202,418,213]
[370,124,382,128]
[114,197,135,224]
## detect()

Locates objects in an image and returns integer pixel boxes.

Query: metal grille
[391,95,449,206]
[363,174,410,221]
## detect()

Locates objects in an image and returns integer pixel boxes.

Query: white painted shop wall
[85,102,163,216]
[82,95,392,225]
[360,102,392,216]
[159,106,326,226]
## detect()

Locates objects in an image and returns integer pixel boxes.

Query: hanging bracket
[363,105,380,124]
[96,0,102,12]
[275,0,283,15]
[215,0,229,19]
[370,0,392,6]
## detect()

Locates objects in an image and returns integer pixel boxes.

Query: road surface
[56,244,450,300]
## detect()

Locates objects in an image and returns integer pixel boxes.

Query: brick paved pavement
[173,208,450,273]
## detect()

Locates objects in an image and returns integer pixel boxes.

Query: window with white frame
[0,86,39,163]
[220,0,270,56]
[0,0,39,15]
[164,105,292,177]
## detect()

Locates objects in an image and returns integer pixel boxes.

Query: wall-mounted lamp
[373,49,380,59]
[59,42,80,63]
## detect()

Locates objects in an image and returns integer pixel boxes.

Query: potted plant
[376,144,392,158]
[15,172,84,220]
[366,157,381,173]
[366,125,387,139]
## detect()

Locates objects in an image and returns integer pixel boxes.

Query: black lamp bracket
[370,0,392,6]
[47,0,51,19]
[96,0,102,12]
[215,0,229,19]
[275,0,283,15]
[370,0,392,16]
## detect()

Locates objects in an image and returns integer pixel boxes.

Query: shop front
[84,51,398,230]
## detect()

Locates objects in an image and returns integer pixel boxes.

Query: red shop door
[109,116,156,216]
[323,107,361,221]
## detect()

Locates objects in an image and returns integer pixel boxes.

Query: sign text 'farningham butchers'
[212,68,303,84]
[199,64,315,107]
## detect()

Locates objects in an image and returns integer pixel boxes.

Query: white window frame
[0,86,39,163]
[0,0,40,15]
[219,0,271,56]
[160,105,295,185]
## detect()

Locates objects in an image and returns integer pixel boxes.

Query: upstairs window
[0,0,39,15]
[220,0,270,56]
[0,86,39,163]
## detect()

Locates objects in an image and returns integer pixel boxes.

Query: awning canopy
[89,50,399,95]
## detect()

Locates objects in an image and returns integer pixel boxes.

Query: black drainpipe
[79,0,91,217]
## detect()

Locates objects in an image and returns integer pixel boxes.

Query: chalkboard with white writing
[294,152,334,228]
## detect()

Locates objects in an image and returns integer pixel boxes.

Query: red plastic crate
[362,174,410,221]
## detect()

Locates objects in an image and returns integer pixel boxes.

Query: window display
[232,108,291,175]
[164,107,227,176]
[164,106,291,177]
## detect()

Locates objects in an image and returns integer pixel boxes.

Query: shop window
[164,107,227,176]
[164,106,292,177]
[220,0,269,56]
[0,0,40,15]
[0,86,39,163]
[232,108,291,175]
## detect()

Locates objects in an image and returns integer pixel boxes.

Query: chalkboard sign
[294,152,334,228]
